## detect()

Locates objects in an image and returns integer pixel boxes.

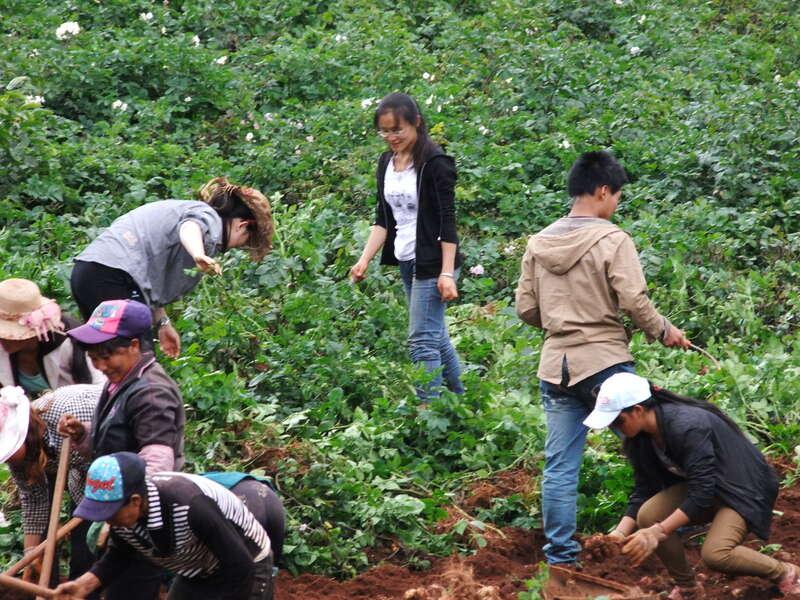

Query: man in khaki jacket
[515,150,690,565]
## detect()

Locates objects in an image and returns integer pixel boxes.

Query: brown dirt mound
[576,483,800,599]
[462,468,536,510]
[277,479,800,600]
[276,528,543,600]
[581,534,670,590]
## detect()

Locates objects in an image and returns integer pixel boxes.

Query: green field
[1,0,799,578]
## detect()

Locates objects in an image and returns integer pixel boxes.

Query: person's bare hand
[662,324,691,349]
[349,259,369,283]
[53,573,100,599]
[158,323,181,358]
[57,414,86,442]
[437,276,458,302]
[193,253,222,275]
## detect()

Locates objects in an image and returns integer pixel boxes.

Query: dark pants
[166,480,285,600]
[231,479,286,565]
[166,555,273,600]
[70,260,146,320]
[69,520,100,599]
[103,558,163,600]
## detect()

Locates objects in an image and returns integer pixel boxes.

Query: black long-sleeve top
[91,473,271,600]
[624,402,778,539]
[373,148,463,279]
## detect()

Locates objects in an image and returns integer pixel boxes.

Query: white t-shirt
[384,158,418,261]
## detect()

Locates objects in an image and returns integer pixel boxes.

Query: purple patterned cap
[68,300,152,345]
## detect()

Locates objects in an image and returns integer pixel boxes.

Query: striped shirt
[11,384,102,535]
[93,473,270,583]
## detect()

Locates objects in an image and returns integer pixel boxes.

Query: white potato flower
[55,21,81,40]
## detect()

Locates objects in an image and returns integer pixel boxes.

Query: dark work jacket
[624,403,778,540]
[373,148,464,280]
[92,474,270,598]
[91,352,185,469]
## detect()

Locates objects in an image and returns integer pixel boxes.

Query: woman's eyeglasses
[376,127,409,139]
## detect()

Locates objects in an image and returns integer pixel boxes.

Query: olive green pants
[637,484,785,587]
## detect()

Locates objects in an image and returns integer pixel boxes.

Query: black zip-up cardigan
[373,148,464,280]
[624,402,778,540]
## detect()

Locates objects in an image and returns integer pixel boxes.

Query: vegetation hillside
[1,0,799,577]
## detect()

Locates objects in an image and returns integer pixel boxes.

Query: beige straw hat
[0,279,64,341]
[198,177,274,262]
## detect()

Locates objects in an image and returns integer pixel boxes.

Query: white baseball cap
[583,372,651,429]
[0,386,31,463]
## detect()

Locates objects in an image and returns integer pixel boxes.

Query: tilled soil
[276,472,800,600]
[3,470,798,600]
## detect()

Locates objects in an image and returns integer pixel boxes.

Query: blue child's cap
[74,452,146,522]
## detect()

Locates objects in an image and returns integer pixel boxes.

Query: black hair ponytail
[648,385,746,437]
[374,92,440,168]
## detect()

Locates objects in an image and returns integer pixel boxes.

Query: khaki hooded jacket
[515,217,670,386]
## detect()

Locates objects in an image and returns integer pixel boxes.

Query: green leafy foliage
[1,0,799,577]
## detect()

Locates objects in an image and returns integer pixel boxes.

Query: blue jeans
[399,260,464,398]
[540,361,635,564]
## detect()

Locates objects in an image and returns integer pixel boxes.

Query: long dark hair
[374,93,440,168]
[622,384,747,457]
[198,177,256,251]
[19,407,48,484]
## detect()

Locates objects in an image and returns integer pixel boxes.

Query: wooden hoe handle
[37,438,72,599]
[3,517,84,577]
[0,572,63,598]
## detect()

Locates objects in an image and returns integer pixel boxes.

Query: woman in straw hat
[70,178,273,358]
[0,278,104,397]
[1,384,102,592]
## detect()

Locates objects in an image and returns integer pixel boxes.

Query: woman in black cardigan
[583,372,800,599]
[350,93,464,399]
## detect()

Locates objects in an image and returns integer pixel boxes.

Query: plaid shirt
[11,384,102,535]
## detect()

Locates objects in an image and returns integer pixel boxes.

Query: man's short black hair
[567,150,629,198]
[75,335,144,357]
